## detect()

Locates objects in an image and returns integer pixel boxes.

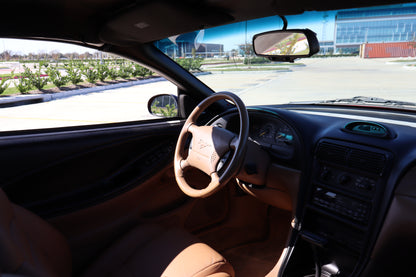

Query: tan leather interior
[49,164,189,272]
[185,125,235,176]
[51,163,292,277]
[238,164,301,211]
[49,164,237,273]
[81,225,234,277]
[0,160,292,277]
[0,189,71,277]
[0,189,234,277]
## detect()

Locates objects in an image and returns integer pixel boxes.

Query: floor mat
[222,208,292,277]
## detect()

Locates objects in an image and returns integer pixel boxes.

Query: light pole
[322,13,328,54]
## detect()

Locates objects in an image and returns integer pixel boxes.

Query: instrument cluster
[250,115,297,159]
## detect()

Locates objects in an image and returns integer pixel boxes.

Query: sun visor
[100,2,234,45]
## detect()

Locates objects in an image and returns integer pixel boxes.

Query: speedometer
[254,123,276,144]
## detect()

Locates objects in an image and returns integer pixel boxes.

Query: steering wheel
[174,92,249,198]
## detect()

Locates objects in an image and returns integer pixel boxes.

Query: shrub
[190,58,203,71]
[14,66,33,94]
[118,62,133,79]
[132,65,152,77]
[151,100,178,117]
[176,58,203,71]
[243,56,271,64]
[31,63,49,90]
[0,77,10,94]
[82,64,98,84]
[46,66,68,87]
[15,77,32,94]
[176,58,192,70]
[64,62,83,85]
[96,62,109,82]
[39,60,49,68]
[107,66,119,80]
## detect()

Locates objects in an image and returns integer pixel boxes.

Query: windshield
[156,3,416,109]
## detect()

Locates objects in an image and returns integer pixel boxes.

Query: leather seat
[0,190,234,277]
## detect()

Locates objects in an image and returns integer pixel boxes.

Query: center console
[282,139,391,277]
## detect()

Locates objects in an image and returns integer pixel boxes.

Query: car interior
[1,0,416,276]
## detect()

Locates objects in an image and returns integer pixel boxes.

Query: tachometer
[275,126,294,145]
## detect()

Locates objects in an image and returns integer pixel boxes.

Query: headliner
[1,0,414,48]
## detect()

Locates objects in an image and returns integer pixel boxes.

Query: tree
[51,50,61,61]
[38,50,47,60]
[1,50,12,61]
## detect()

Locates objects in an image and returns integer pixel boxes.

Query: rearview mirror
[253,29,319,62]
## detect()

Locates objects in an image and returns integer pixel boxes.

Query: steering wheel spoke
[179,158,191,170]
[187,123,198,134]
[230,136,238,149]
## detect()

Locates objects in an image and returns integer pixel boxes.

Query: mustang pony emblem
[198,139,211,149]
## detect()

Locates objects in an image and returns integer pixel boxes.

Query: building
[319,41,335,54]
[155,31,224,58]
[334,5,416,54]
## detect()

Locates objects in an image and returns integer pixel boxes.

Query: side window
[0,39,177,132]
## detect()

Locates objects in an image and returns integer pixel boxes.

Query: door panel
[0,120,182,217]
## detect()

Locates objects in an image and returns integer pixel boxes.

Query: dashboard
[209,105,416,277]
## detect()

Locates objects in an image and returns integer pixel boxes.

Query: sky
[0,38,95,55]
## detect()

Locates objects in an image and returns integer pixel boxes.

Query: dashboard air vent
[316,142,348,166]
[316,142,386,175]
[348,149,386,174]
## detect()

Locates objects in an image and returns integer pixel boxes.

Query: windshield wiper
[322,96,416,106]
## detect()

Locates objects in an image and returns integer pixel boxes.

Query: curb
[0,71,211,108]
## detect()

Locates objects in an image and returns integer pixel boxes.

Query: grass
[208,63,303,69]
[391,59,416,63]
[1,83,57,96]
[202,59,244,64]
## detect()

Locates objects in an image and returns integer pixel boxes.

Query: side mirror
[253,29,319,62]
[148,94,178,118]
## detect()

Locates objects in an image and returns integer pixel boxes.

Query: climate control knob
[320,168,331,181]
[338,174,351,185]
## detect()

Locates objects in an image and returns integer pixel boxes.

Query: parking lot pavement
[0,57,414,132]
[233,57,416,105]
